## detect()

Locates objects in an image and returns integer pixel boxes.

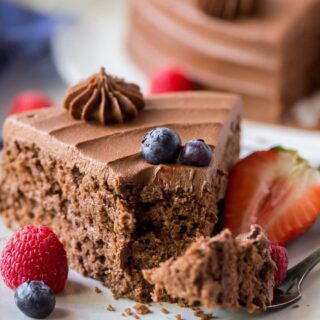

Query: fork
[267,248,320,311]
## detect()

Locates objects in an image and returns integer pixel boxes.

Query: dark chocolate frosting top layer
[4,92,241,193]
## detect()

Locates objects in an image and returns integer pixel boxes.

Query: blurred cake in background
[127,0,320,129]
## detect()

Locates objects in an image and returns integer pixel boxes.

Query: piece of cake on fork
[0,68,241,301]
[143,225,277,313]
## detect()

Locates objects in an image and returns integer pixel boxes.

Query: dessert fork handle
[280,248,320,292]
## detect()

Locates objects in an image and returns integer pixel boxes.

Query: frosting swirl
[64,67,145,125]
[198,0,262,20]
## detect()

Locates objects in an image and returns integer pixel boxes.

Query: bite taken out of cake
[143,225,288,313]
[0,68,241,302]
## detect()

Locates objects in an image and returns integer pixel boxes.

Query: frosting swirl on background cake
[64,67,145,125]
[198,0,263,19]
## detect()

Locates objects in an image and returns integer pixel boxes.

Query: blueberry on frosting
[179,139,212,166]
[141,127,181,165]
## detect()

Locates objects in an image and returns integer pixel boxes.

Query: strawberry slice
[223,147,320,245]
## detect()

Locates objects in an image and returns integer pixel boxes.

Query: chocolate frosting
[64,67,145,125]
[4,92,241,194]
[127,0,318,123]
[128,0,291,96]
[198,0,262,19]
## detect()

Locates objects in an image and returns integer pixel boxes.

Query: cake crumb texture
[144,225,276,312]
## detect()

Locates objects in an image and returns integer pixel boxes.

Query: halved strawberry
[223,147,320,245]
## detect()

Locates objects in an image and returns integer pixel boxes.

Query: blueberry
[141,127,181,164]
[179,139,212,166]
[14,281,56,319]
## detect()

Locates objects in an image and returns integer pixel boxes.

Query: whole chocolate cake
[0,69,241,302]
[143,225,276,312]
[127,0,320,128]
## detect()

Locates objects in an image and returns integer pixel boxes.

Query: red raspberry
[9,91,52,114]
[150,67,193,94]
[270,242,288,287]
[0,226,68,294]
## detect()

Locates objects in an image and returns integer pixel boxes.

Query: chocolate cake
[0,79,241,301]
[127,0,320,128]
[143,225,276,312]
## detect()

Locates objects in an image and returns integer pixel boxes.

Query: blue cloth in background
[0,2,61,71]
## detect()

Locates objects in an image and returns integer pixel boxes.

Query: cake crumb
[125,308,133,316]
[161,307,169,314]
[106,304,115,312]
[193,307,216,319]
[194,307,202,317]
[292,304,300,309]
[176,315,183,320]
[94,286,102,294]
[134,315,140,319]
[201,313,215,320]
[178,300,190,307]
[133,303,151,315]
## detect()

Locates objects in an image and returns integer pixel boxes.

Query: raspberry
[9,91,52,114]
[150,67,193,94]
[0,226,68,294]
[270,242,288,287]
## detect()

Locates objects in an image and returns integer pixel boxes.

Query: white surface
[2,218,320,320]
[242,121,320,167]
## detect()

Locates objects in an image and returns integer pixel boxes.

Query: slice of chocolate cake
[143,225,276,312]
[0,70,241,302]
